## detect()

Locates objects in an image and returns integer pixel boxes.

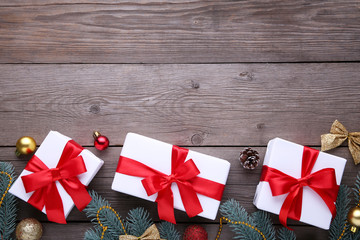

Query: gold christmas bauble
[16,218,43,240]
[15,136,36,156]
[347,206,360,233]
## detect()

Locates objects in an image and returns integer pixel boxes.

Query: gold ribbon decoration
[119,224,165,240]
[321,120,360,165]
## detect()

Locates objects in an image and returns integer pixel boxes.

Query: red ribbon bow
[21,140,92,224]
[116,145,225,224]
[260,146,338,229]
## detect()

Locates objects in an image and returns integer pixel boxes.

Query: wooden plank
[0,1,359,63]
[2,146,358,223]
[1,63,360,146]
[39,222,331,239]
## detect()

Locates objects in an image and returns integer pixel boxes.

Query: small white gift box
[253,138,346,229]
[112,133,231,222]
[9,131,104,222]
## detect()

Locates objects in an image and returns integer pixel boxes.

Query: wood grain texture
[0,0,359,63]
[1,1,359,239]
[1,63,359,146]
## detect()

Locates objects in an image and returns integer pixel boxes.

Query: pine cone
[239,147,259,170]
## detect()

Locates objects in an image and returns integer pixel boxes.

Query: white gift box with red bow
[112,133,231,222]
[253,138,346,229]
[9,131,104,221]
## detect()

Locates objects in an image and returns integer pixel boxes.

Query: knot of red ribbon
[260,146,339,229]
[116,145,225,224]
[21,140,92,224]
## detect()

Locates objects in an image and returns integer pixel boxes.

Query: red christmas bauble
[93,131,109,150]
[183,225,208,240]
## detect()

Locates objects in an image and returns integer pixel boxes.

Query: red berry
[183,225,208,240]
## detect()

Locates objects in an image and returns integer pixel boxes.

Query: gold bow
[321,120,360,165]
[119,224,165,240]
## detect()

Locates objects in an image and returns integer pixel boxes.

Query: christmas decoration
[329,184,351,240]
[347,207,360,232]
[321,120,360,165]
[112,133,230,224]
[216,199,275,240]
[9,131,104,224]
[215,171,360,240]
[254,138,346,229]
[183,225,208,240]
[15,218,42,240]
[119,224,164,239]
[328,171,360,240]
[93,131,110,151]
[83,190,180,240]
[239,147,259,169]
[15,136,36,156]
[0,162,17,240]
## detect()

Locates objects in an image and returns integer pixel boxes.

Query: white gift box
[253,138,346,230]
[112,133,231,220]
[9,131,104,220]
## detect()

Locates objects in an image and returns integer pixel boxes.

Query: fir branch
[349,172,360,240]
[83,190,125,240]
[353,172,360,205]
[349,232,360,240]
[251,211,276,240]
[278,227,296,240]
[84,226,103,240]
[219,199,263,240]
[83,191,180,240]
[0,162,17,240]
[158,221,181,240]
[126,207,152,236]
[329,185,351,240]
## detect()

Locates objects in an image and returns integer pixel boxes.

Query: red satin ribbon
[21,140,92,224]
[116,145,225,224]
[260,146,338,229]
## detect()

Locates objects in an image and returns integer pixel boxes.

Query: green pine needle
[353,172,360,205]
[349,232,360,240]
[278,227,296,240]
[350,231,360,240]
[83,191,180,240]
[329,185,351,240]
[158,221,181,240]
[126,207,152,236]
[220,199,270,240]
[84,190,126,240]
[251,210,276,240]
[0,162,17,240]
[349,172,360,240]
[83,226,104,240]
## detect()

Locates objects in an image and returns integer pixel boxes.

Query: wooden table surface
[1,1,360,239]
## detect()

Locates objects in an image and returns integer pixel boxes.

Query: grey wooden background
[1,1,360,239]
